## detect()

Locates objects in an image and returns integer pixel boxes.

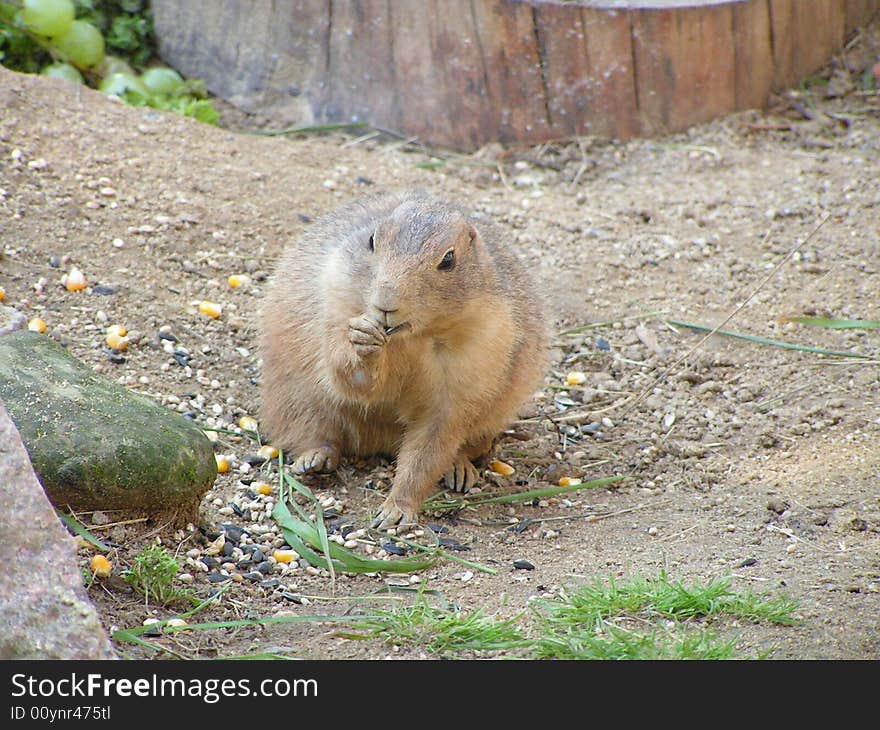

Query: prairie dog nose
[372,282,400,315]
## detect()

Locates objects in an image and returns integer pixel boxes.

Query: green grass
[532,624,738,660]
[350,596,529,656]
[337,572,796,660]
[535,573,798,626]
[525,572,797,660]
[112,571,797,660]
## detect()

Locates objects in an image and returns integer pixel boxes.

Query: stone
[0,330,216,520]
[0,304,26,336]
[0,401,116,659]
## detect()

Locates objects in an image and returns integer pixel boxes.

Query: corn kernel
[273,549,299,564]
[490,460,515,476]
[215,454,230,473]
[27,317,47,333]
[227,274,251,289]
[106,324,127,337]
[258,444,279,460]
[566,371,587,386]
[239,416,258,432]
[105,331,129,350]
[203,429,219,443]
[65,266,87,292]
[255,482,272,496]
[166,618,189,630]
[198,300,222,318]
[558,476,582,487]
[0,285,5,301]
[89,554,112,578]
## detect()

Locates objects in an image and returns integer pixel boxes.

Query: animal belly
[340,404,403,458]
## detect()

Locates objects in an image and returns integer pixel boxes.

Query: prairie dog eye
[368,233,375,251]
[437,248,455,271]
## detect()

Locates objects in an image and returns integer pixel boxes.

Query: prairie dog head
[364,196,494,336]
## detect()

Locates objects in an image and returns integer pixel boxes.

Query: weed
[122,544,195,607]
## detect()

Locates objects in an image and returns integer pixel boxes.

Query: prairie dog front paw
[348,314,387,357]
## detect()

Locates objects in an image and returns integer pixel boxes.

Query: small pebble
[647,526,658,536]
[767,499,788,514]
[438,537,470,552]
[513,559,535,571]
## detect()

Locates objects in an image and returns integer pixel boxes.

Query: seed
[343,539,358,549]
[215,454,230,473]
[273,549,299,564]
[258,444,279,460]
[27,317,47,333]
[198,300,222,318]
[65,266,87,292]
[166,618,188,629]
[566,371,587,385]
[0,286,5,301]
[558,476,582,487]
[105,329,130,350]
[255,482,272,496]
[106,324,127,337]
[89,554,112,578]
[239,416,258,432]
[490,460,515,476]
[227,274,251,289]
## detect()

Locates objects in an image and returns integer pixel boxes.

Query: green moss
[0,331,216,517]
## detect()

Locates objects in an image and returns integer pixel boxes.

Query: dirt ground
[1,27,879,660]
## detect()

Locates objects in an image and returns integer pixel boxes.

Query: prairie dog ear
[464,223,480,247]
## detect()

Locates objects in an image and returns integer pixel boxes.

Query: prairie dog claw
[443,457,480,493]
[292,445,340,474]
[372,495,419,530]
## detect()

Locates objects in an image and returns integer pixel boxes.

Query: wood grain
[151,0,880,150]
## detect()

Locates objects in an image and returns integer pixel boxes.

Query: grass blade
[666,319,866,359]
[428,475,626,509]
[388,533,497,575]
[245,122,369,136]
[272,498,436,574]
[468,475,625,504]
[57,510,110,552]
[778,315,880,330]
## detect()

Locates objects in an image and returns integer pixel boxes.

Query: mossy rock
[0,330,216,519]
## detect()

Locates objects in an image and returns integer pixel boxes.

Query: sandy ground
[1,29,879,659]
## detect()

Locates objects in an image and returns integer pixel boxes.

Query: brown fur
[259,191,548,526]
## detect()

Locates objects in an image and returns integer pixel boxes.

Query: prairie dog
[259,191,547,527]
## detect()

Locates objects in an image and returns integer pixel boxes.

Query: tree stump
[153,0,880,150]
